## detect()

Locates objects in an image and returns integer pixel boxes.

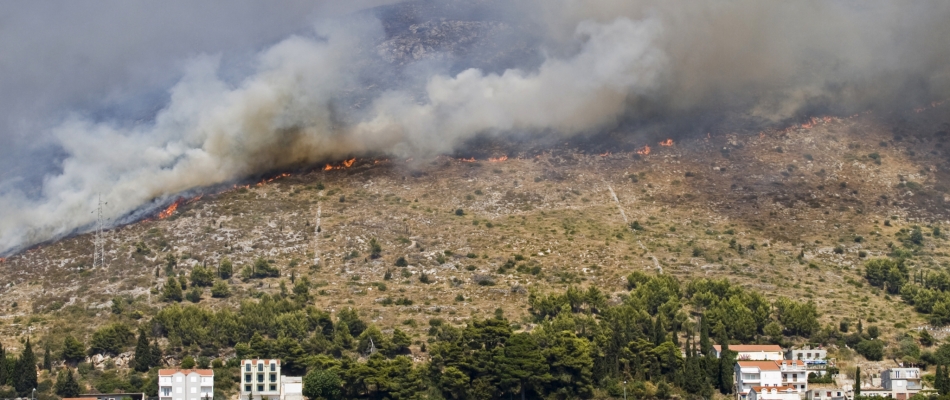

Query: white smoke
[0,14,667,255]
[1,0,949,256]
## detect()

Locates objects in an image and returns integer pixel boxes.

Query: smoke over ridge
[1,0,949,256]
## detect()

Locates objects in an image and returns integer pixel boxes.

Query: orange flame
[636,145,651,155]
[599,151,611,157]
[325,158,357,170]
[159,198,185,219]
[489,155,508,162]
[458,157,476,162]
[659,139,673,147]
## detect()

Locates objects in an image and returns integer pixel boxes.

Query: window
[258,363,264,372]
[191,376,197,382]
[176,376,183,382]
[258,385,264,392]
[827,392,832,397]
[246,374,251,382]
[270,374,277,382]
[258,375,264,383]
[190,388,197,394]
[176,388,182,394]
[246,364,251,372]
[245,385,251,392]
[270,385,276,391]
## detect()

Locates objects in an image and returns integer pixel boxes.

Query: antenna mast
[93,194,105,269]
[313,203,322,266]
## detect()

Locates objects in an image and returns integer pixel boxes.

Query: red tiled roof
[738,361,783,371]
[714,344,783,352]
[158,369,214,376]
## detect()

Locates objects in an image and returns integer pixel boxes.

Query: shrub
[211,281,230,298]
[455,209,465,216]
[394,257,408,267]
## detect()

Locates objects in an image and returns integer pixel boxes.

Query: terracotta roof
[738,361,783,370]
[752,386,797,392]
[778,360,805,367]
[158,369,214,376]
[714,344,784,352]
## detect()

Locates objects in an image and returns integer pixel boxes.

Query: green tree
[89,324,134,356]
[855,366,861,397]
[133,329,152,372]
[42,343,52,372]
[499,333,550,399]
[181,355,196,369]
[62,335,86,363]
[186,287,202,303]
[55,368,80,398]
[303,368,342,400]
[369,238,382,259]
[717,339,735,394]
[14,339,37,397]
[856,340,885,361]
[190,265,214,287]
[219,258,233,279]
[211,280,230,298]
[163,277,183,302]
[867,325,880,339]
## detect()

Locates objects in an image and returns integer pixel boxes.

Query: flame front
[659,139,673,147]
[636,145,651,155]
[458,157,476,162]
[325,158,358,170]
[159,198,185,219]
[489,155,508,162]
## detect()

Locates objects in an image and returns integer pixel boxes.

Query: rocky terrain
[2,102,948,356]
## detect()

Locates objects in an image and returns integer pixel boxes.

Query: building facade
[805,388,848,400]
[735,360,808,400]
[240,359,282,400]
[716,344,785,361]
[158,369,214,400]
[280,376,303,400]
[749,386,801,400]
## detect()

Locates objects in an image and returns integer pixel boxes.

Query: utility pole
[313,204,322,266]
[93,194,107,269]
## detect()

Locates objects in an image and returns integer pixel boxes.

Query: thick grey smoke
[1,0,948,255]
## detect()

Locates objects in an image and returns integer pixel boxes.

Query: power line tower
[93,194,106,269]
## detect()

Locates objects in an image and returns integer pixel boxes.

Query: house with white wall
[158,369,214,400]
[735,360,808,400]
[715,344,785,361]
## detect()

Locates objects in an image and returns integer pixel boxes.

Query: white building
[806,388,849,400]
[158,369,214,400]
[280,376,303,400]
[715,344,785,361]
[749,386,800,400]
[882,368,922,392]
[241,359,282,400]
[735,360,808,400]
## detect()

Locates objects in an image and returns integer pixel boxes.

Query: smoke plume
[1,0,948,255]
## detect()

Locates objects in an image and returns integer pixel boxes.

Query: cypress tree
[0,342,6,386]
[937,365,945,396]
[15,338,38,397]
[55,368,80,398]
[133,329,151,372]
[150,341,163,368]
[654,315,667,346]
[716,326,734,395]
[940,364,950,395]
[854,367,861,398]
[699,315,711,355]
[42,343,51,372]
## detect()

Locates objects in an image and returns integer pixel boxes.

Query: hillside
[2,105,948,350]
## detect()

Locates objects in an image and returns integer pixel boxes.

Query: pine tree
[134,329,151,372]
[55,368,80,398]
[15,338,38,397]
[854,366,861,398]
[163,277,183,302]
[62,335,86,364]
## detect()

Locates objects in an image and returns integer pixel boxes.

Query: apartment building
[735,360,808,400]
[240,359,282,400]
[805,388,849,400]
[158,369,214,400]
